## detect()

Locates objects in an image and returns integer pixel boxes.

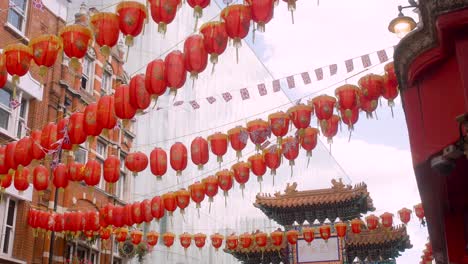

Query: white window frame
[0,88,29,139]
[7,0,29,34]
[74,142,89,164]
[116,153,127,200]
[95,139,107,190]
[81,55,95,93]
[101,69,112,95]
[0,196,17,257]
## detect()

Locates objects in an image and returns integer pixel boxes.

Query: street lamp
[388,1,418,38]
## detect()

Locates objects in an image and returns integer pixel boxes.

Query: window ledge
[3,22,29,44]
[0,254,27,264]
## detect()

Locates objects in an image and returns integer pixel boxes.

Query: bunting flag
[147,47,394,112]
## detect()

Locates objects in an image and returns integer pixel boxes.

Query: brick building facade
[0,1,134,263]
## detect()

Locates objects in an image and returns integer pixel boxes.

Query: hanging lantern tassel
[240,184,245,198]
[100,46,111,60]
[258,176,262,193]
[252,22,256,44]
[193,6,203,32]
[158,22,168,35]
[389,100,395,118]
[209,200,212,214]
[236,151,242,160]
[217,156,223,168]
[290,160,294,178]
[210,54,218,74]
[272,172,275,186]
[224,191,228,207]
[68,58,81,73]
[287,0,296,24]
[233,38,241,64]
[306,150,312,168]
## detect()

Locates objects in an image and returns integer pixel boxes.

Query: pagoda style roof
[224,233,289,264]
[254,180,375,226]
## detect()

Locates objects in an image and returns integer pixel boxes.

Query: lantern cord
[391,106,394,118]
[291,10,295,24]
[211,63,216,75]
[348,130,352,143]
[307,156,311,168]
[209,202,212,214]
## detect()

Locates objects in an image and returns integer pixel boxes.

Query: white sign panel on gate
[296,236,341,263]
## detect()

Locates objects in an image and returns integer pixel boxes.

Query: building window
[81,55,95,93]
[96,140,107,190]
[0,89,29,139]
[74,143,88,164]
[0,197,17,256]
[101,70,112,95]
[7,0,28,33]
[116,154,127,200]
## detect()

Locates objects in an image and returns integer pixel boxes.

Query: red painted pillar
[455,37,468,114]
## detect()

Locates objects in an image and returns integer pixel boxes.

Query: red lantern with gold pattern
[263,146,281,179]
[300,127,319,160]
[33,165,48,193]
[68,112,87,146]
[170,142,188,176]
[103,155,120,184]
[414,203,425,223]
[53,213,64,233]
[162,192,177,216]
[140,199,153,223]
[59,25,92,72]
[351,218,363,234]
[200,22,228,72]
[221,5,252,63]
[358,74,383,102]
[247,119,270,151]
[286,230,299,245]
[132,202,144,225]
[271,230,284,246]
[245,0,274,33]
[97,95,118,130]
[145,59,167,104]
[248,154,266,189]
[147,231,159,246]
[100,203,114,228]
[151,196,165,221]
[202,176,218,211]
[129,74,151,111]
[100,227,112,240]
[165,50,186,95]
[41,123,58,151]
[227,126,248,159]
[175,188,191,214]
[302,227,314,245]
[123,204,134,227]
[398,208,412,225]
[208,132,228,164]
[14,167,29,192]
[163,232,175,248]
[383,62,399,109]
[116,1,147,47]
[115,227,129,243]
[226,234,238,250]
[84,103,103,139]
[1,171,13,190]
[112,206,125,228]
[320,115,340,144]
[149,0,180,34]
[380,212,394,228]
[254,231,267,248]
[0,146,8,174]
[29,34,62,78]
[282,136,299,176]
[184,35,208,81]
[268,111,290,144]
[191,137,209,170]
[131,230,143,245]
[366,214,379,231]
[210,233,224,250]
[14,136,33,168]
[334,222,347,239]
[359,91,378,118]
[150,148,167,179]
[216,170,233,205]
[67,162,85,182]
[90,12,120,59]
[31,130,45,161]
[194,233,207,249]
[319,225,331,241]
[288,104,314,132]
[340,107,359,131]
[180,232,192,250]
[189,181,205,209]
[5,142,18,172]
[310,95,336,122]
[0,54,7,88]
[187,0,210,31]
[239,232,253,249]
[114,84,137,120]
[232,162,250,195]
[125,152,148,176]
[335,84,360,112]
[53,164,69,190]
[86,211,100,232]
[4,43,33,95]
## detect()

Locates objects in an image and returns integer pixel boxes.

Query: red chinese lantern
[398,208,412,225]
[27,209,38,231]
[103,155,120,184]
[125,151,148,176]
[227,126,248,159]
[0,171,13,190]
[140,199,153,223]
[263,146,281,181]
[0,54,7,88]
[165,50,186,95]
[84,230,94,239]
[210,233,224,250]
[90,12,120,59]
[302,227,314,245]
[270,230,284,247]
[191,137,209,170]
[4,43,33,96]
[282,136,299,177]
[146,231,159,246]
[184,34,208,82]
[246,119,270,151]
[29,34,62,78]
[199,22,228,73]
[100,204,114,228]
[131,230,143,245]
[14,167,29,192]
[14,136,33,169]
[351,219,363,234]
[97,95,118,130]
[131,202,144,225]
[310,95,336,123]
[383,62,399,112]
[57,118,72,151]
[0,146,8,174]
[221,4,252,63]
[366,214,379,231]
[288,104,314,133]
[148,0,180,34]
[202,176,218,212]
[33,165,48,193]
[180,232,192,251]
[86,211,100,232]
[114,84,137,120]
[208,132,228,164]
[232,162,250,196]
[189,181,205,210]
[84,103,103,140]
[67,162,85,182]
[170,142,188,176]
[40,123,58,151]
[194,233,207,249]
[59,25,92,72]
[129,74,151,111]
[145,59,167,104]
[283,0,297,23]
[248,154,266,190]
[414,203,425,224]
[150,148,167,179]
[359,74,383,102]
[116,1,147,47]
[226,234,238,250]
[334,222,347,239]
[53,164,69,190]
[175,188,191,214]
[187,0,210,30]
[68,112,87,146]
[268,111,290,144]
[53,213,64,233]
[31,130,46,161]
[319,225,331,241]
[115,227,129,243]
[254,231,267,248]
[163,232,175,248]
[112,206,125,228]
[162,192,177,216]
[245,0,274,34]
[151,196,165,221]
[5,142,18,172]
[286,230,299,245]
[123,204,134,227]
[320,115,340,144]
[239,232,253,249]
[380,212,394,228]
[300,127,319,165]
[100,227,112,240]
[340,107,359,132]
[216,170,233,205]
[38,211,51,231]
[335,84,360,111]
